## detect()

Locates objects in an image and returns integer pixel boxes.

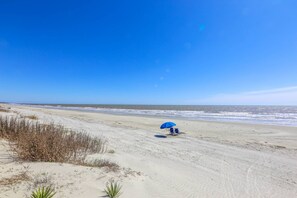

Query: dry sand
[0,104,297,197]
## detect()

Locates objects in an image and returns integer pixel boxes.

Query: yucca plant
[31,186,56,198]
[104,182,122,198]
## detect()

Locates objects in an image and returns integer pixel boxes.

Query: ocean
[29,104,297,127]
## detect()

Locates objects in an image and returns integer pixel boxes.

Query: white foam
[31,105,297,127]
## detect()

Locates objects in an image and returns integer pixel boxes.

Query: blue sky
[1,0,297,105]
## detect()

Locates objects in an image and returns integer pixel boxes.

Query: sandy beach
[1,104,297,198]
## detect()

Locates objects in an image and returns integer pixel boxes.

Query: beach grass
[0,107,10,113]
[81,159,120,172]
[31,173,54,189]
[0,116,106,163]
[0,171,31,186]
[23,115,38,120]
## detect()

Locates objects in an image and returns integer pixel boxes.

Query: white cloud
[195,86,297,105]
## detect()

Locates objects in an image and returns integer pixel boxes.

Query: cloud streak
[196,86,297,105]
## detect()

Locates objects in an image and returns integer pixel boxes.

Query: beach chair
[170,127,175,135]
[175,128,180,134]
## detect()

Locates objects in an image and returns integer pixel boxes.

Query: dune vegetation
[0,115,122,197]
[0,116,106,163]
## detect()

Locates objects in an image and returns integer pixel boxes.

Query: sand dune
[1,104,297,197]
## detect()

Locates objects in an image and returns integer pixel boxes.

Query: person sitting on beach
[170,127,175,135]
[175,128,180,134]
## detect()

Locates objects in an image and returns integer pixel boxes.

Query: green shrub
[104,182,122,198]
[31,186,56,198]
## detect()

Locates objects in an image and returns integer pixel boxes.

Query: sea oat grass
[81,159,120,172]
[0,171,31,186]
[0,116,106,163]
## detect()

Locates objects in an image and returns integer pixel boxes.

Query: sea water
[28,104,297,127]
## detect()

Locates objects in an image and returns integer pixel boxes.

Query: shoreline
[4,104,297,151]
[1,104,297,197]
[21,104,297,128]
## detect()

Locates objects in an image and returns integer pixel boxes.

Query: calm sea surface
[29,104,297,127]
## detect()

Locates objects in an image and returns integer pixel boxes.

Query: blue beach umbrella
[160,122,176,129]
